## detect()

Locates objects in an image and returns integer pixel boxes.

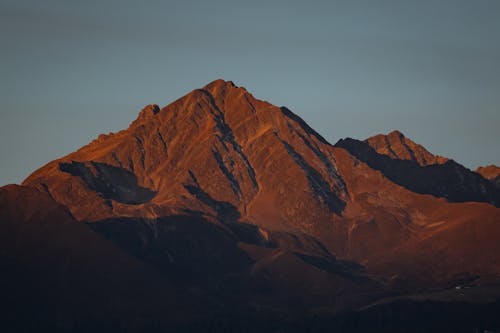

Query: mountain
[335,134,500,207]
[23,80,348,226]
[20,78,500,279]
[3,79,500,331]
[477,165,500,187]
[365,130,448,166]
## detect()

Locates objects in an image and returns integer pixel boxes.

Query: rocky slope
[0,185,196,330]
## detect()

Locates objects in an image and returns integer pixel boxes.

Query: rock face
[477,165,500,187]
[365,130,448,166]
[3,79,500,330]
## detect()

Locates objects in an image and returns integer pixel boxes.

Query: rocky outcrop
[477,164,500,188]
[365,130,448,166]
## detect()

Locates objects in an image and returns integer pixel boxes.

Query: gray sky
[1,0,499,185]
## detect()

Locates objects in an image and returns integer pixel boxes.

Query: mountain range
[2,79,500,332]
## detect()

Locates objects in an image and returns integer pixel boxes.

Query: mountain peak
[476,165,500,185]
[202,79,243,97]
[138,104,160,118]
[129,104,161,128]
[204,78,237,90]
[365,130,448,166]
[387,129,405,138]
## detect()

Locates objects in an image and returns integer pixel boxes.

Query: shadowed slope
[87,214,381,313]
[0,185,192,331]
[2,184,500,331]
[335,137,499,206]
[59,161,156,204]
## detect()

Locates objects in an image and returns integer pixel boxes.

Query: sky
[1,0,499,185]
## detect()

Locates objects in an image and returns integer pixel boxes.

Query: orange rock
[477,164,500,182]
[366,130,448,166]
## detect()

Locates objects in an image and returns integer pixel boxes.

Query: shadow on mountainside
[87,213,381,313]
[59,161,156,204]
[335,138,500,206]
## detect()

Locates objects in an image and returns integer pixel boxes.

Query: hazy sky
[1,0,499,185]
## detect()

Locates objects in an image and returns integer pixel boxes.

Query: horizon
[1,0,500,185]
